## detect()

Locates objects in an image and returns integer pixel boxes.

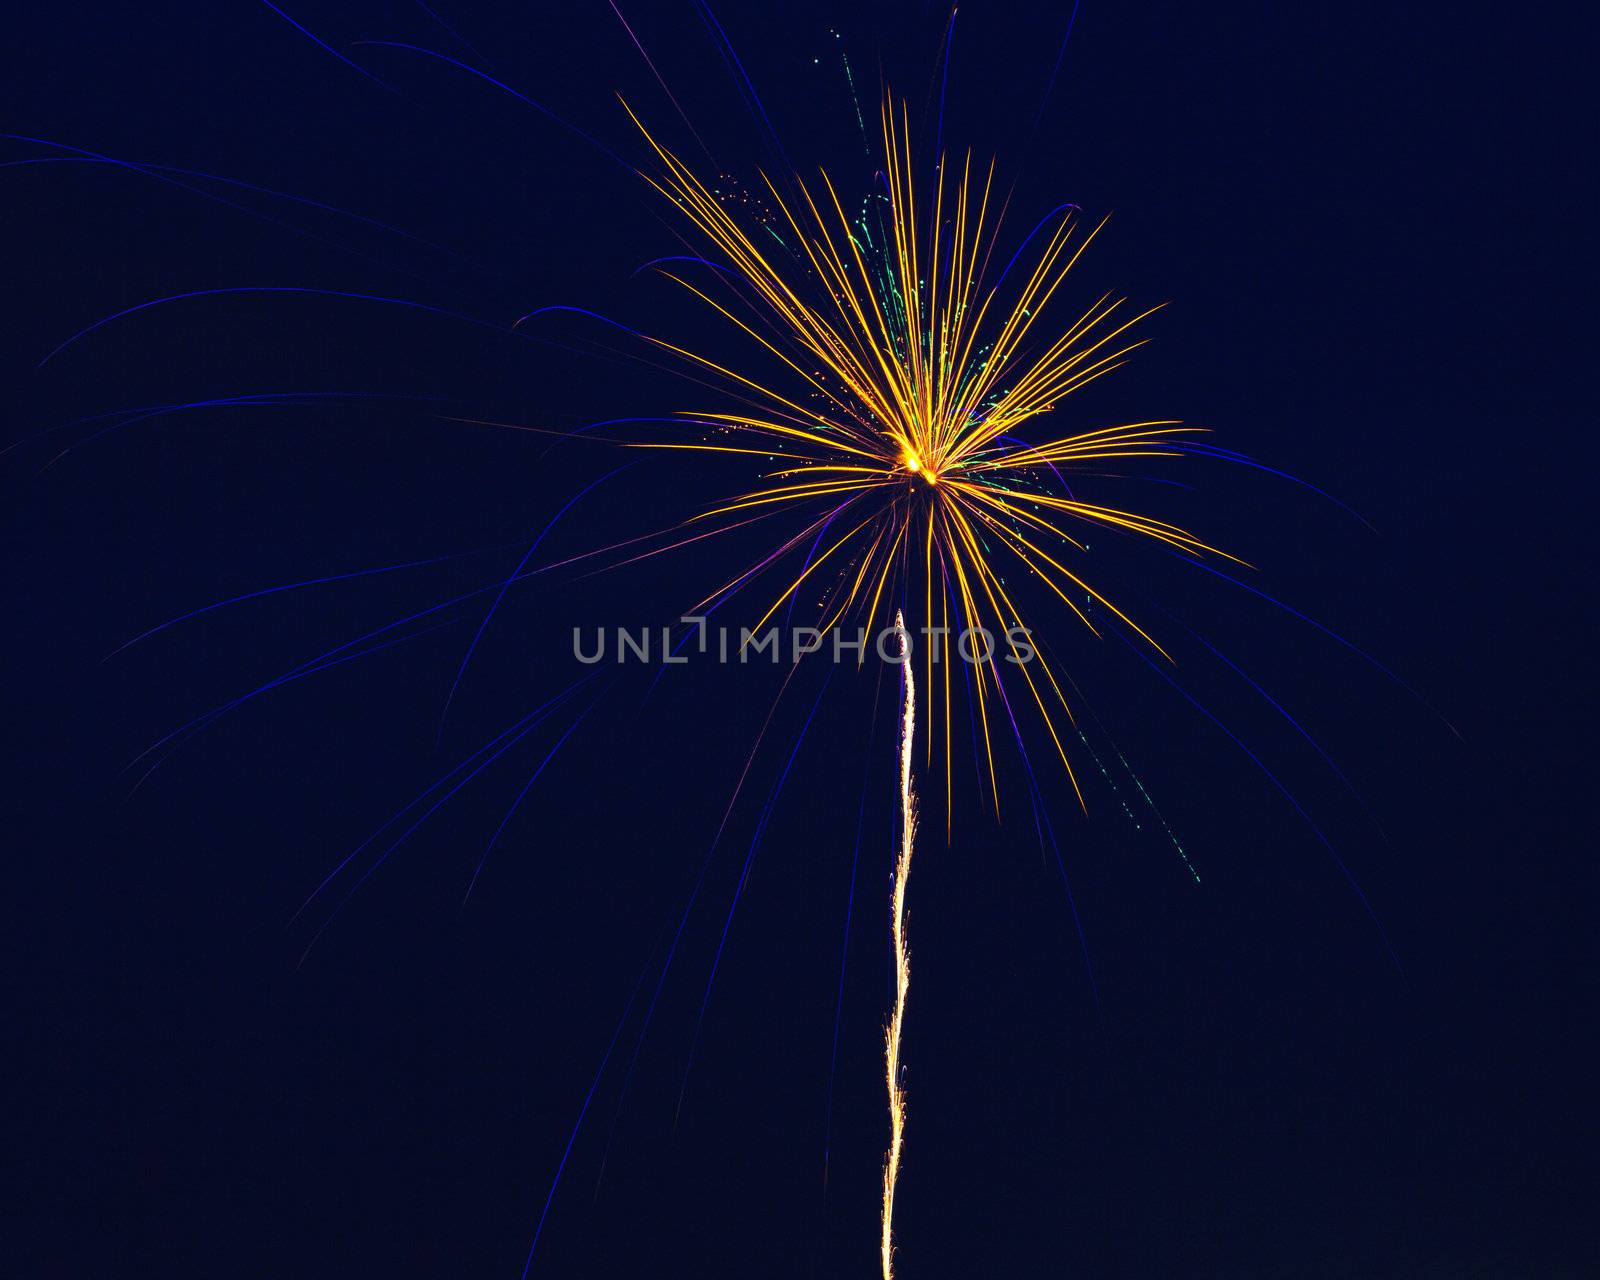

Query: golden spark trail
[882,609,916,1280]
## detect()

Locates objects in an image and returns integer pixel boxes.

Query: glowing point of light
[904,452,939,485]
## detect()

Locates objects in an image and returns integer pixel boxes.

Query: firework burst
[588,94,1244,822]
[3,6,1431,1275]
[530,96,1250,1269]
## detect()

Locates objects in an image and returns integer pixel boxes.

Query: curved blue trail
[1172,552,1456,735]
[676,670,834,1119]
[519,951,655,1279]
[591,663,806,1188]
[257,0,391,87]
[1032,0,1083,129]
[1169,440,1375,528]
[692,1,788,168]
[296,682,600,961]
[27,391,451,473]
[123,554,570,776]
[821,684,882,1194]
[294,677,595,912]
[0,142,447,255]
[38,286,513,369]
[1168,611,1385,834]
[985,646,1101,1007]
[932,7,957,163]
[411,0,478,55]
[991,202,1082,296]
[463,704,599,905]
[438,465,633,738]
[110,533,507,659]
[352,41,626,170]
[1116,630,1403,974]
[126,505,799,777]
[126,620,464,788]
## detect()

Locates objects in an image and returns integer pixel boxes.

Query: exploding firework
[562,93,1245,826]
[533,96,1245,1269]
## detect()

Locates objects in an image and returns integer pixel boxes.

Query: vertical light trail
[881,610,916,1279]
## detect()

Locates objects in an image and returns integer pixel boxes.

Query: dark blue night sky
[5,4,1592,1276]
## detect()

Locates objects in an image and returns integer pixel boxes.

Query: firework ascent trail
[882,610,917,1280]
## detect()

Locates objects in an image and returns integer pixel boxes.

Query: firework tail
[881,610,916,1279]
